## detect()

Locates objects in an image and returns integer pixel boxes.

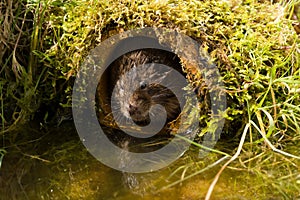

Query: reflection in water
[1,122,296,200]
[119,140,140,191]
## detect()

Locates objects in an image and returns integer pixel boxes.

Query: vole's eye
[140,82,147,90]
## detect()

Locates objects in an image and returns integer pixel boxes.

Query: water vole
[97,48,184,130]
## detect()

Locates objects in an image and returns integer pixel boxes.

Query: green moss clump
[42,0,299,136]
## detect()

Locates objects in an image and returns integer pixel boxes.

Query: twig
[250,120,300,160]
[160,155,229,191]
[205,123,249,200]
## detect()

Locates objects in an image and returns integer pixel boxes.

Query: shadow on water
[0,122,297,200]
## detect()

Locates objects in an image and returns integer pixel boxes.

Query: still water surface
[0,122,296,200]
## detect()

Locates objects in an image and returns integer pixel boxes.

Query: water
[0,122,298,199]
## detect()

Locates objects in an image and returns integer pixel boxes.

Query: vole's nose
[128,104,138,115]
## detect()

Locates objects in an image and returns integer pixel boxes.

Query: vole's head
[128,82,180,126]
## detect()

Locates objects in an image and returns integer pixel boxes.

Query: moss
[40,0,299,136]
